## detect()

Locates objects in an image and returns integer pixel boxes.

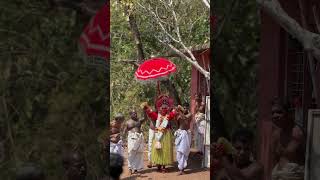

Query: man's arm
[221,157,262,180]
[283,126,304,159]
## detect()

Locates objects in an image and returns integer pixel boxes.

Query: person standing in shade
[109,153,124,180]
[62,150,87,180]
[270,97,305,180]
[194,94,206,154]
[214,129,263,180]
[110,113,125,156]
[16,163,46,180]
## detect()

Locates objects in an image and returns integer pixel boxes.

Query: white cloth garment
[154,114,169,142]
[127,130,144,171]
[188,129,192,148]
[110,140,124,156]
[148,128,154,162]
[195,113,205,153]
[175,129,191,170]
[272,163,304,180]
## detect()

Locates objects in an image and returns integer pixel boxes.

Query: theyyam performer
[141,95,177,173]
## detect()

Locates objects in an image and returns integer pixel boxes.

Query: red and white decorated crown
[155,95,174,111]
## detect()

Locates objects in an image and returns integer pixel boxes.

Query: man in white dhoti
[175,104,192,175]
[125,110,145,174]
[127,130,144,174]
[194,95,206,154]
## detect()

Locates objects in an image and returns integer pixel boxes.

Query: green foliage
[0,0,106,179]
[110,0,209,123]
[213,0,259,134]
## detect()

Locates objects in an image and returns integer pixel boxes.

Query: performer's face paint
[160,104,169,115]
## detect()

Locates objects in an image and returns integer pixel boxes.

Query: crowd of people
[12,96,306,180]
[213,97,305,180]
[109,93,208,176]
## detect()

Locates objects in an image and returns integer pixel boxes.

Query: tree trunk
[127,14,145,63]
[124,6,182,105]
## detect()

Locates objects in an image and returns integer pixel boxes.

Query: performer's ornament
[155,141,162,150]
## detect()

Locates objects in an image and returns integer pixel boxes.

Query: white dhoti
[148,128,154,162]
[175,129,191,171]
[195,113,206,153]
[272,163,304,180]
[127,131,144,171]
[110,140,124,156]
[188,130,192,147]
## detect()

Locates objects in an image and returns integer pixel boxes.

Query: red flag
[79,4,110,61]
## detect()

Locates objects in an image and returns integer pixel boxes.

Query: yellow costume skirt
[151,130,173,165]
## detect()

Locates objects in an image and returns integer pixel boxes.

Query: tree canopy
[0,0,106,179]
[110,0,209,127]
[213,0,259,135]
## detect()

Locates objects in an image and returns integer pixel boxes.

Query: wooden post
[258,10,283,180]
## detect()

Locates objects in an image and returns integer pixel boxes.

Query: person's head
[62,151,87,180]
[129,110,138,121]
[16,163,45,180]
[232,128,254,168]
[198,102,205,113]
[114,113,125,123]
[183,102,189,114]
[156,95,173,116]
[110,153,124,180]
[195,93,202,102]
[271,97,290,128]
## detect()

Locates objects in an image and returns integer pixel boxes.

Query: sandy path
[120,147,210,180]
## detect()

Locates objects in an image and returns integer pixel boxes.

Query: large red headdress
[155,95,174,112]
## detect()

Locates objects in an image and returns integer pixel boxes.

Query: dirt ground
[120,147,210,180]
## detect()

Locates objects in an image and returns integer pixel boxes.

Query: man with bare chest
[62,151,87,180]
[110,113,125,156]
[271,98,305,180]
[125,110,145,174]
[177,103,192,130]
[125,110,144,133]
[214,129,263,180]
[174,103,192,175]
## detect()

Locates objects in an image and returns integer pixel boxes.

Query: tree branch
[138,1,210,81]
[201,0,210,9]
[312,6,320,33]
[256,0,320,61]
[118,60,139,68]
[51,0,98,16]
[158,38,210,80]
[137,2,180,44]
[122,2,146,63]
[298,0,319,106]
[213,0,238,41]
